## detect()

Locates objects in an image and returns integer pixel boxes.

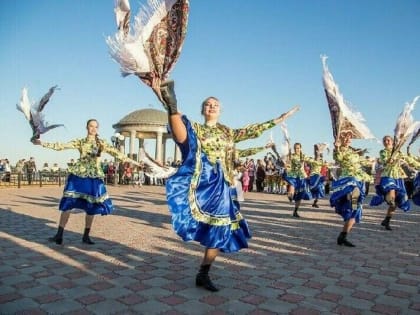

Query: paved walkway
[0,185,419,315]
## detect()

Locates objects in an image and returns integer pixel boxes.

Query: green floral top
[193,120,275,184]
[286,153,313,178]
[334,146,372,182]
[42,138,136,179]
[308,158,324,175]
[379,149,420,179]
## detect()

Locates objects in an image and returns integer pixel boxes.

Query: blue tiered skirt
[166,116,251,253]
[370,177,410,211]
[330,177,365,223]
[59,174,113,215]
[412,173,420,206]
[283,176,312,201]
[309,174,326,199]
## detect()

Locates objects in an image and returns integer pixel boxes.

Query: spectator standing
[25,157,37,184]
[255,159,266,192]
[245,158,256,192]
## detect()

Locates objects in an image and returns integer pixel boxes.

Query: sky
[1,0,419,168]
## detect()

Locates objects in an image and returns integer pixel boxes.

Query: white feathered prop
[107,0,189,104]
[392,96,420,158]
[16,86,64,142]
[139,148,176,178]
[269,122,291,167]
[314,142,330,160]
[407,125,420,155]
[278,123,291,158]
[321,55,375,143]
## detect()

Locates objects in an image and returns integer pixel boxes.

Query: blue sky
[1,0,419,168]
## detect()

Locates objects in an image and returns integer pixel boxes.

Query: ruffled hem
[59,174,113,215]
[411,174,420,206]
[329,177,365,223]
[309,174,326,199]
[370,177,410,211]
[284,176,312,201]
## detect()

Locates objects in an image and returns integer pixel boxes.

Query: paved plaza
[0,185,419,314]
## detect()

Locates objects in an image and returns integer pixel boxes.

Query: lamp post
[111,133,125,185]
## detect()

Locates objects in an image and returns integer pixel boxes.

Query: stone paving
[0,185,419,315]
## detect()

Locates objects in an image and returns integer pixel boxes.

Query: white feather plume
[16,87,31,121]
[107,0,178,77]
[114,0,131,36]
[316,142,330,155]
[278,123,291,158]
[393,96,420,156]
[139,147,176,178]
[321,55,375,140]
[407,125,420,154]
[16,86,64,141]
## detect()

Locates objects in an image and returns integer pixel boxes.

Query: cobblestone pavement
[0,185,419,314]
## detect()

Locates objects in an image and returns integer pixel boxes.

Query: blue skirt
[166,116,251,253]
[370,177,410,211]
[283,176,312,201]
[413,173,420,206]
[309,174,326,199]
[330,177,365,223]
[59,174,113,215]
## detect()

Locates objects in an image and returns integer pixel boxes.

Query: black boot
[82,228,95,245]
[381,216,392,231]
[160,80,178,115]
[312,201,319,208]
[293,208,300,218]
[337,232,355,247]
[196,264,219,292]
[49,226,64,245]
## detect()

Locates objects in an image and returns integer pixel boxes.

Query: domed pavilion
[112,108,180,163]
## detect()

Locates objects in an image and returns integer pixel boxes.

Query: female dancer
[308,160,327,208]
[283,143,312,218]
[330,132,372,247]
[34,119,140,245]
[308,144,329,208]
[370,135,420,230]
[159,80,298,291]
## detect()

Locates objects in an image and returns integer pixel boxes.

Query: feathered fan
[139,147,176,178]
[392,96,420,158]
[16,86,64,142]
[107,0,189,103]
[278,123,291,158]
[321,55,375,143]
[314,142,330,160]
[407,125,420,155]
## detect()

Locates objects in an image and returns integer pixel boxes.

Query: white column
[129,130,136,159]
[155,132,163,163]
[162,138,167,164]
[138,138,144,159]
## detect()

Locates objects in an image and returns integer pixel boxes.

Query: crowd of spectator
[1,154,417,198]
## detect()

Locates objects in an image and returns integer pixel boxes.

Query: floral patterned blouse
[334,146,372,182]
[308,158,325,175]
[287,153,313,178]
[193,120,275,184]
[42,137,135,179]
[379,149,420,179]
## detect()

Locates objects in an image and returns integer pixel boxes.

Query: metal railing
[0,170,68,188]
